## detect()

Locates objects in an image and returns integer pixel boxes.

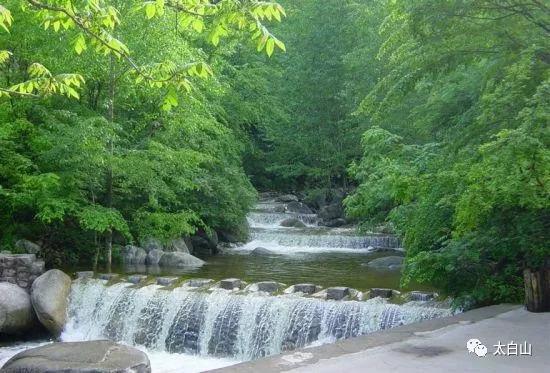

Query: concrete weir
[212,304,550,373]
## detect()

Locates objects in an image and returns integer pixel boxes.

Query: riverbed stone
[142,237,164,252]
[409,291,436,301]
[292,283,318,294]
[30,269,72,337]
[280,218,306,228]
[127,275,147,284]
[250,247,274,256]
[166,238,190,253]
[98,273,119,281]
[30,260,45,275]
[146,249,164,265]
[75,271,94,279]
[0,282,35,335]
[248,281,280,294]
[2,340,151,373]
[276,194,299,202]
[364,256,404,269]
[285,201,313,214]
[326,287,350,300]
[322,218,347,228]
[157,277,178,286]
[184,278,214,288]
[158,252,205,267]
[220,278,242,290]
[369,288,393,299]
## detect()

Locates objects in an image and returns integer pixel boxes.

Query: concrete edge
[210,304,521,372]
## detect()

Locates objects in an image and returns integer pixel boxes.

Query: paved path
[214,304,550,373]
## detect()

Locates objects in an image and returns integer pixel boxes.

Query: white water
[57,279,451,364]
[242,198,401,254]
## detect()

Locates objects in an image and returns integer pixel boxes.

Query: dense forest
[1,0,548,308]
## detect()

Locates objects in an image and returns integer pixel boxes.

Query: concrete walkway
[214,304,550,373]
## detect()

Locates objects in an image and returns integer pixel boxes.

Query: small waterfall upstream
[242,196,402,254]
[63,279,452,361]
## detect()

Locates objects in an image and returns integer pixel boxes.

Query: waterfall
[62,279,452,361]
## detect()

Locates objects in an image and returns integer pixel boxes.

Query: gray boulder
[0,282,35,335]
[2,340,151,373]
[220,278,242,290]
[250,247,274,256]
[280,218,306,228]
[364,256,404,269]
[122,245,147,265]
[276,194,299,202]
[326,287,350,300]
[15,239,41,255]
[166,238,190,253]
[30,269,71,337]
[145,249,164,265]
[285,201,313,214]
[158,252,205,268]
[191,230,219,256]
[369,288,393,299]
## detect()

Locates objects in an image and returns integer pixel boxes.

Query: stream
[0,196,449,372]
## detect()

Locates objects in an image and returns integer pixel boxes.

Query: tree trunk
[105,54,115,272]
[524,267,550,312]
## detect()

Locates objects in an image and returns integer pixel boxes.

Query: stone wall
[0,253,45,292]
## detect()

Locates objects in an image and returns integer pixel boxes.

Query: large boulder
[285,201,313,214]
[122,245,147,265]
[166,238,190,253]
[280,218,306,228]
[2,340,151,373]
[190,230,219,256]
[158,252,205,268]
[15,239,41,255]
[145,249,164,266]
[276,194,299,203]
[0,282,35,335]
[322,218,347,227]
[30,269,71,337]
[250,247,274,256]
[364,256,404,270]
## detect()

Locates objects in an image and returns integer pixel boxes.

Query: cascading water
[62,279,452,362]
[242,197,402,254]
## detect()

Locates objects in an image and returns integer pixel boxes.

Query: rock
[158,252,205,267]
[322,218,347,228]
[122,245,147,265]
[0,282,35,335]
[250,247,274,256]
[190,230,219,256]
[326,287,350,300]
[184,278,213,288]
[276,194,299,203]
[285,201,313,214]
[75,271,94,279]
[30,260,45,275]
[142,238,163,252]
[319,203,343,221]
[98,273,118,281]
[156,277,178,286]
[2,340,151,373]
[364,256,404,270]
[145,249,164,265]
[13,254,36,266]
[217,230,240,243]
[369,288,393,299]
[15,239,41,255]
[249,281,280,294]
[220,278,242,290]
[292,283,318,294]
[166,238,190,253]
[127,275,147,284]
[409,291,436,301]
[30,269,71,337]
[280,218,306,228]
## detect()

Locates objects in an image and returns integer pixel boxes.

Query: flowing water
[0,196,451,372]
